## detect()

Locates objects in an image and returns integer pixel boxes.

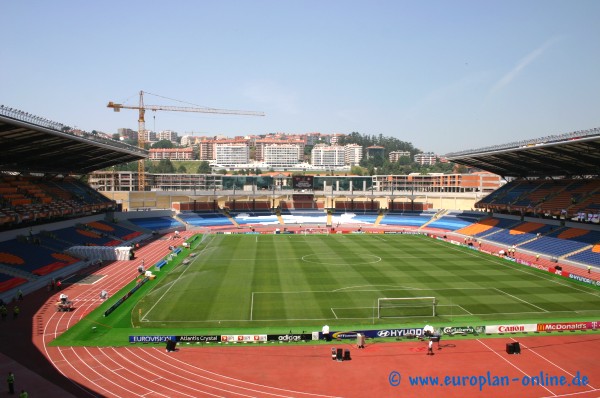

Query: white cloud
[490,37,559,95]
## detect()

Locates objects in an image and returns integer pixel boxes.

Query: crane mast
[107,91,264,191]
[137,91,146,190]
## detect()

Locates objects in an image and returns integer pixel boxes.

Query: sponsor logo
[177,335,219,342]
[377,328,424,338]
[278,334,304,342]
[332,331,358,339]
[221,334,267,342]
[442,326,484,335]
[129,335,175,343]
[267,333,312,342]
[498,325,524,332]
[486,324,537,334]
[568,273,600,286]
[537,322,597,332]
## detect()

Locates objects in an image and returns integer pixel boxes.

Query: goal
[302,227,330,235]
[377,297,437,318]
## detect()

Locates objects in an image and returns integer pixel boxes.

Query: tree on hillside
[152,140,175,149]
[197,161,212,174]
[151,159,175,173]
[350,165,365,176]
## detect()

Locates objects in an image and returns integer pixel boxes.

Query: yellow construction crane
[107,90,264,191]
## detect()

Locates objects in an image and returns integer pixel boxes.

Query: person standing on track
[7,372,15,394]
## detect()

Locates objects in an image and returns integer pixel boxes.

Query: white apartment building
[311,144,345,167]
[389,151,411,162]
[158,130,178,143]
[198,139,215,160]
[149,147,194,160]
[215,140,249,166]
[264,144,302,167]
[255,139,304,161]
[344,144,363,166]
[414,152,437,165]
[330,133,344,145]
[143,130,157,142]
[180,135,201,147]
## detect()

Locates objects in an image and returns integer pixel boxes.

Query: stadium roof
[0,107,146,175]
[446,128,600,179]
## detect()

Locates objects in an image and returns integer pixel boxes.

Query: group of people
[0,298,20,321]
[46,278,62,292]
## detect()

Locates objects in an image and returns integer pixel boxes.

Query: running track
[4,230,600,397]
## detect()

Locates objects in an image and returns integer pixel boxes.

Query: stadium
[1,107,600,398]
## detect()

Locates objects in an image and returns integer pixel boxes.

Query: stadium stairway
[559,244,593,260]
[418,209,448,230]
[173,213,187,228]
[224,210,240,228]
[374,210,386,226]
[0,263,36,280]
[277,212,285,225]
[115,218,154,236]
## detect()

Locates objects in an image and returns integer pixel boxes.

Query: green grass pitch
[51,233,600,346]
[133,233,600,329]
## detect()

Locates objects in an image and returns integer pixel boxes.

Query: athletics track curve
[3,229,600,398]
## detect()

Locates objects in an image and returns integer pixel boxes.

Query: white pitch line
[494,288,549,312]
[428,236,600,298]
[141,235,217,321]
[510,337,598,391]
[476,339,556,396]
[250,292,254,321]
[457,304,474,315]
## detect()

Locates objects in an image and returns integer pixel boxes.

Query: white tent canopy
[66,246,131,261]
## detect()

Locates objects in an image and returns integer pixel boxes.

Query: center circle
[301,253,382,265]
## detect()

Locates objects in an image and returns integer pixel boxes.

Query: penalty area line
[494,288,549,313]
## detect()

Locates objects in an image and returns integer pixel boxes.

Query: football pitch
[131,233,600,329]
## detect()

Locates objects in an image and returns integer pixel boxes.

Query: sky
[2,0,600,155]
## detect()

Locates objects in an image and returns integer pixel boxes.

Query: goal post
[302,227,330,235]
[377,297,437,319]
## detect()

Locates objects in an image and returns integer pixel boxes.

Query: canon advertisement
[485,324,538,333]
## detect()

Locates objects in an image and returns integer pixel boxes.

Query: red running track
[5,230,599,397]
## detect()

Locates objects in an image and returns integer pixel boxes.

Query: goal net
[302,227,330,235]
[377,297,436,318]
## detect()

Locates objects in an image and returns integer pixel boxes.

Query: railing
[446,127,600,158]
[0,105,145,155]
